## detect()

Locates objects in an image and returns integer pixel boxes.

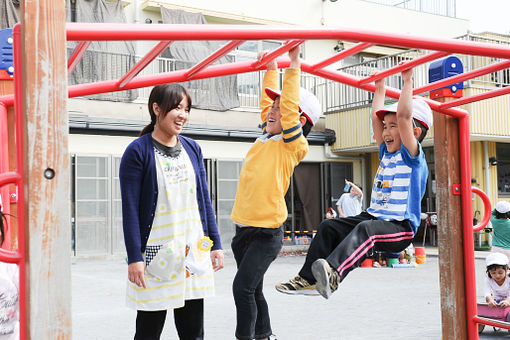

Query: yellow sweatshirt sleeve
[260,70,279,133]
[280,68,308,158]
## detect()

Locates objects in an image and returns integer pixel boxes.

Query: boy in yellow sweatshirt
[230,46,321,340]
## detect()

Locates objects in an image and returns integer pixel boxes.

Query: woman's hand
[211,249,225,272]
[488,298,498,308]
[128,261,146,288]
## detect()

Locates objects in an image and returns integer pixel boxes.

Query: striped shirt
[367,142,428,233]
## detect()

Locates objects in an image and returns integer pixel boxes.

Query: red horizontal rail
[439,84,510,109]
[358,51,449,86]
[251,39,305,69]
[64,23,510,59]
[300,62,468,119]
[118,41,173,89]
[312,42,374,70]
[67,41,91,76]
[474,316,510,330]
[414,59,510,95]
[185,40,243,79]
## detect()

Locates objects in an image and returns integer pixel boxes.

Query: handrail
[472,187,492,232]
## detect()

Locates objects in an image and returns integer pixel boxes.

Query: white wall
[69,134,355,165]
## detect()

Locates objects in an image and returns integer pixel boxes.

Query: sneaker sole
[311,259,332,299]
[275,286,320,296]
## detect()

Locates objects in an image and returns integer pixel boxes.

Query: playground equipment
[1,20,510,339]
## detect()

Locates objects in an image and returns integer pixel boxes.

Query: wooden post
[434,97,468,339]
[20,0,71,338]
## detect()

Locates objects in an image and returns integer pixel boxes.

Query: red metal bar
[473,316,510,330]
[358,51,449,86]
[458,115,477,340]
[0,102,10,250]
[64,23,510,59]
[312,42,374,70]
[67,41,91,76]
[251,40,304,69]
[12,24,26,340]
[300,62,468,119]
[440,85,510,109]
[472,187,492,232]
[414,59,510,95]
[185,40,243,79]
[118,41,173,89]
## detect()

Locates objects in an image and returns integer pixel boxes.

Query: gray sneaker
[275,275,320,296]
[311,259,341,299]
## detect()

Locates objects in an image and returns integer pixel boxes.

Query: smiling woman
[119,84,225,340]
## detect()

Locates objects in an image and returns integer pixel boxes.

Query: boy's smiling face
[266,96,282,135]
[382,113,402,153]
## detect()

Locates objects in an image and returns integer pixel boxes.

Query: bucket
[360,258,374,267]
[387,258,399,267]
[415,247,426,264]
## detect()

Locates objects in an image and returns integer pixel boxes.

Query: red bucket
[415,247,426,264]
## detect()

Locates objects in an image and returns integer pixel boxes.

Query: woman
[119,84,224,340]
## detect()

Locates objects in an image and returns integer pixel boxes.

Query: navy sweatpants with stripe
[298,211,414,283]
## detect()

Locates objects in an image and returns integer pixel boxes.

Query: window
[497,143,510,194]
[235,41,285,108]
[71,155,124,256]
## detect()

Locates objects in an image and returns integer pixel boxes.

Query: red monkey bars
[1,23,509,339]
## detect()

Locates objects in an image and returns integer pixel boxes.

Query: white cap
[376,97,433,129]
[486,252,509,266]
[496,201,510,214]
[265,87,321,126]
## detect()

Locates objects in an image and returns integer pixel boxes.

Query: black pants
[231,226,283,340]
[299,212,414,283]
[134,299,204,340]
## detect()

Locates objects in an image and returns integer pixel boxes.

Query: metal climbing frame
[2,22,510,339]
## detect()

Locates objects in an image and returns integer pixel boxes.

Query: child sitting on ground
[485,252,510,310]
[276,66,432,299]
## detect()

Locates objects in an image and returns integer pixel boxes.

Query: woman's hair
[140,84,192,136]
[0,210,5,247]
[486,263,508,278]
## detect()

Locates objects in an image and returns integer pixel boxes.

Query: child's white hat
[265,87,321,126]
[375,97,433,129]
[496,201,510,214]
[486,252,509,266]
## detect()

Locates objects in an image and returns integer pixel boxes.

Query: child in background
[485,252,510,310]
[0,211,19,340]
[490,201,510,262]
[336,180,363,218]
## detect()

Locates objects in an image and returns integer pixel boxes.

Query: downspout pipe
[324,143,367,208]
[483,141,491,200]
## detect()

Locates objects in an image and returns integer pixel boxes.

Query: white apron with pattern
[126,147,215,311]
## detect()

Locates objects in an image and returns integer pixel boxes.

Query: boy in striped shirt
[276,67,432,299]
